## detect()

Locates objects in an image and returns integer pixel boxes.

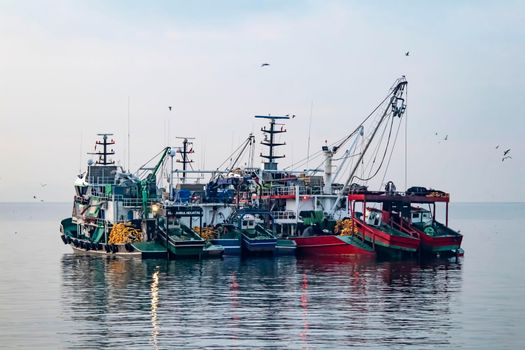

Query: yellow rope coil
[109,223,144,244]
[335,219,359,236]
[194,226,216,240]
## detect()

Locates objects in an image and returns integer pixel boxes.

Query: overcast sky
[0,0,524,202]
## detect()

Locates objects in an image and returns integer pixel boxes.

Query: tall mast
[176,137,195,184]
[255,115,289,171]
[88,133,115,165]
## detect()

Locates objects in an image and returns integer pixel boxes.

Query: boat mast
[255,115,289,171]
[176,137,195,184]
[88,133,115,165]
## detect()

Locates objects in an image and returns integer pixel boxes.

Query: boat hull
[291,235,375,256]
[275,239,297,256]
[355,220,419,251]
[157,230,205,259]
[203,244,225,258]
[241,234,277,255]
[211,238,241,255]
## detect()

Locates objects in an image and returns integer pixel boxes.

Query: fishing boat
[352,208,420,257]
[59,134,219,259]
[155,205,207,258]
[291,234,375,257]
[244,79,411,257]
[406,204,463,255]
[234,210,278,255]
[347,189,463,257]
[210,224,242,255]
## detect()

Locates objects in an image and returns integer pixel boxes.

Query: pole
[169,149,174,201]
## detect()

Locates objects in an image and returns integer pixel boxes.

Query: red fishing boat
[405,205,463,255]
[348,189,463,257]
[352,208,420,257]
[291,234,375,257]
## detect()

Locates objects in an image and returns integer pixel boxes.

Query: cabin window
[412,213,418,219]
[242,220,248,227]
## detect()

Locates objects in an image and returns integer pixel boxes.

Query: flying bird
[495,145,500,149]
[502,156,512,162]
[40,183,47,187]
[405,51,410,56]
[444,135,448,141]
[503,148,511,156]
[261,63,270,67]
[168,106,172,111]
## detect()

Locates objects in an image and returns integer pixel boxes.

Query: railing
[260,186,324,197]
[86,194,159,208]
[87,176,116,184]
[272,211,297,221]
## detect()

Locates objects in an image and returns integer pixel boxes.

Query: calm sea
[0,202,524,349]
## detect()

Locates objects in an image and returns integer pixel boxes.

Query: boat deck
[132,241,167,252]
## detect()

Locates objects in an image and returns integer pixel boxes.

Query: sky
[0,0,524,202]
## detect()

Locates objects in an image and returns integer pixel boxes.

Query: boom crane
[327,77,408,215]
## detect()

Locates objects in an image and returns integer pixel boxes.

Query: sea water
[0,202,524,349]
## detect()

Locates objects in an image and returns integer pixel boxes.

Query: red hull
[354,220,420,252]
[291,235,375,256]
[413,227,463,252]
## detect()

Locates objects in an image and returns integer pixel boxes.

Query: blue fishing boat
[234,210,277,255]
[210,224,242,255]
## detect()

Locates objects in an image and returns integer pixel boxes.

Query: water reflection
[60,255,462,349]
[150,267,159,349]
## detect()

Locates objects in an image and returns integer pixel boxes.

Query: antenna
[307,100,313,170]
[127,96,130,171]
[79,131,83,173]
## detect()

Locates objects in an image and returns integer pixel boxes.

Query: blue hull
[241,235,277,255]
[211,238,241,255]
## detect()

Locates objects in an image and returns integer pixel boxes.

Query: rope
[354,111,396,182]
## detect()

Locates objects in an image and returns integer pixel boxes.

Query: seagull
[502,156,512,162]
[168,106,172,111]
[444,135,448,141]
[33,195,37,199]
[503,149,511,156]
[495,145,500,149]
[40,183,47,187]
[405,51,410,56]
[261,63,270,67]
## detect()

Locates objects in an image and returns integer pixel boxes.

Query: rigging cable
[282,87,395,171]
[404,84,408,190]
[354,111,396,182]
[380,114,404,188]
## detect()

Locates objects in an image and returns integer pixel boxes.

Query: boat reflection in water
[59,255,462,349]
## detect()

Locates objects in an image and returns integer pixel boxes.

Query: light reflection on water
[59,255,463,349]
[150,267,159,349]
